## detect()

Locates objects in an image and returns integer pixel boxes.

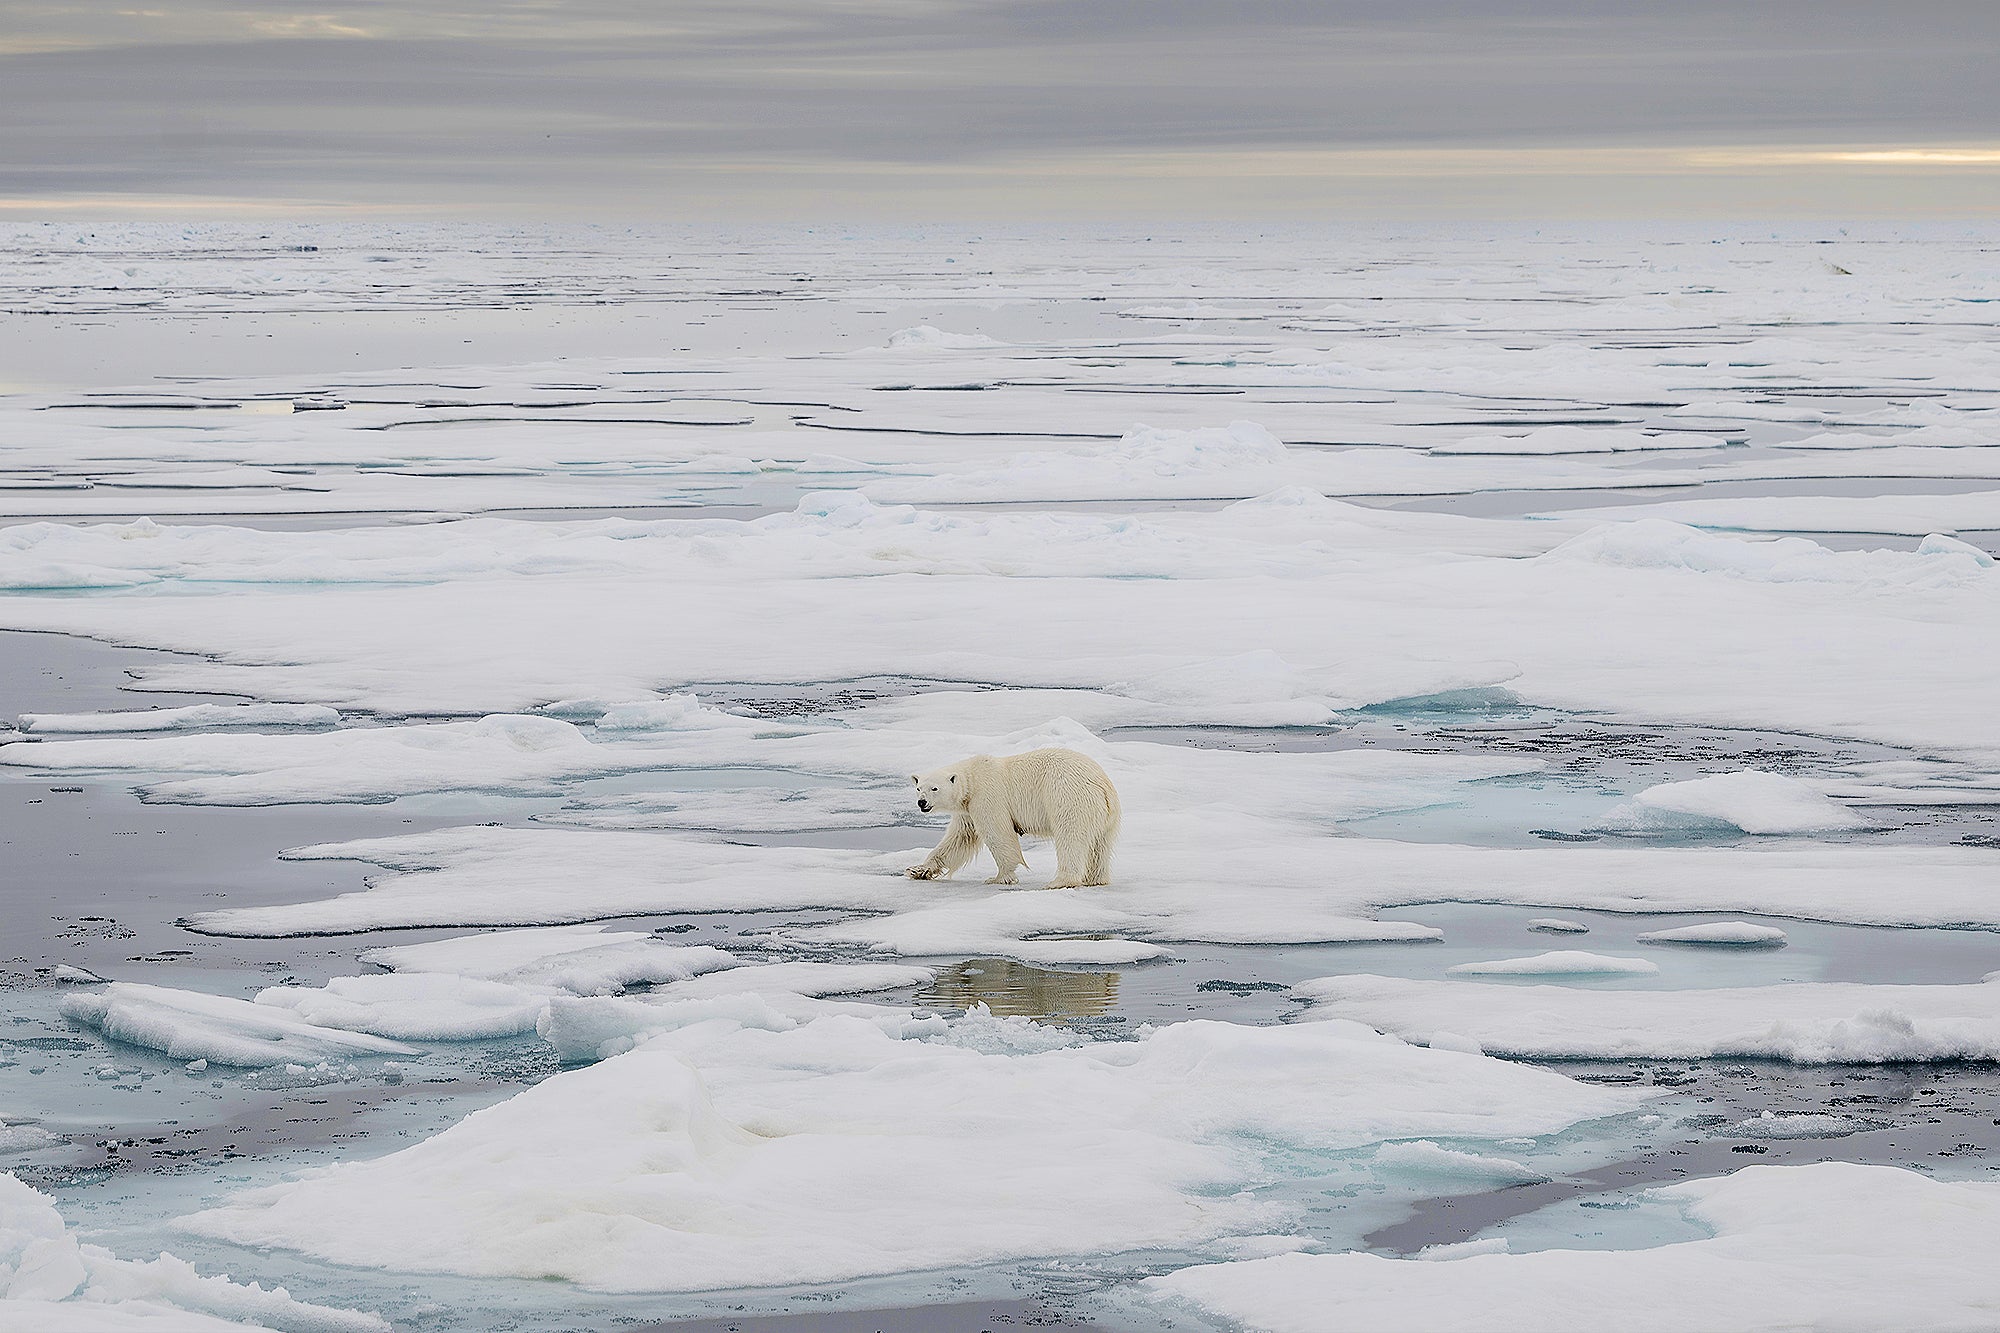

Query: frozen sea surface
[2,222,1998,1332]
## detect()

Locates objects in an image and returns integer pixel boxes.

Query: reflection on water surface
[917,958,1119,1020]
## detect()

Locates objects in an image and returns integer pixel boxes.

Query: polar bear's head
[911,765,967,814]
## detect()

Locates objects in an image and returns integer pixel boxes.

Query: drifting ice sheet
[1600,770,1873,835]
[1140,1163,2000,1333]
[1296,973,2000,1061]
[178,1014,1643,1292]
[0,1171,386,1331]
[1446,952,1658,977]
[61,984,417,1067]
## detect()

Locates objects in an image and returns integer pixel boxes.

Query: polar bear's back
[988,747,1119,837]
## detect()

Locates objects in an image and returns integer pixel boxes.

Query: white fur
[905,747,1121,888]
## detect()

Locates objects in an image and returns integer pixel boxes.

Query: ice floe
[1296,974,2000,1061]
[1600,771,1873,835]
[178,1012,1644,1292]
[15,704,339,734]
[61,984,417,1067]
[1,1172,387,1331]
[1140,1163,2000,1333]
[1636,922,1788,947]
[1446,951,1659,977]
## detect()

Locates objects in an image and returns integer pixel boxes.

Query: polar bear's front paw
[985,871,1019,885]
[1045,876,1086,890]
[906,864,943,881]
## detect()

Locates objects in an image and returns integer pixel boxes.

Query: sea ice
[1446,952,1659,977]
[0,1171,385,1331]
[60,984,417,1067]
[15,704,339,734]
[1600,770,1873,835]
[1636,922,1788,947]
[1296,974,2000,1061]
[178,1013,1643,1292]
[1140,1163,2000,1333]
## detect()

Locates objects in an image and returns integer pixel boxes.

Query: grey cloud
[1,0,1996,212]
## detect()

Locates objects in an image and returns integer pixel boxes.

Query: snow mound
[60,984,417,1068]
[179,1016,1642,1292]
[1447,951,1659,977]
[0,1170,387,1331]
[1637,921,1788,947]
[1602,771,1872,835]
[1297,974,2000,1062]
[359,924,733,993]
[1142,1163,2000,1333]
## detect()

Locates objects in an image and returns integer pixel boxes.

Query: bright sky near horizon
[1,0,1997,218]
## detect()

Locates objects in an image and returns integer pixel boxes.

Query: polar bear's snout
[917,797,931,812]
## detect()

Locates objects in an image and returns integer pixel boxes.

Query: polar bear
[905,747,1120,888]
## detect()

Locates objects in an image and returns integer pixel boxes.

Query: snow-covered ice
[6,222,2000,1329]
[1637,922,1788,947]
[178,1013,1644,1292]
[1297,974,2000,1061]
[1600,770,1874,835]
[0,1172,386,1331]
[1446,951,1659,977]
[60,984,418,1067]
[1140,1163,2000,1333]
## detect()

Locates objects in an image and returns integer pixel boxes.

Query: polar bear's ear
[910,775,919,784]
[948,774,956,784]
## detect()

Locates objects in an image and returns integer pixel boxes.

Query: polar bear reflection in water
[906,747,1121,888]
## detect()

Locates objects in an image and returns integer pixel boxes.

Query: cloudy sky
[3,0,1997,217]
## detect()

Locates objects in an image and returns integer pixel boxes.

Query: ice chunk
[358,923,733,989]
[1446,952,1659,977]
[1637,921,1788,947]
[1141,1163,2000,1333]
[1414,1237,1510,1261]
[179,1015,1644,1292]
[1730,1111,1874,1140]
[1602,770,1872,835]
[61,983,416,1067]
[1525,918,1589,934]
[0,1124,60,1156]
[255,975,549,1041]
[1297,974,2000,1062]
[0,1171,385,1330]
[1370,1141,1547,1184]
